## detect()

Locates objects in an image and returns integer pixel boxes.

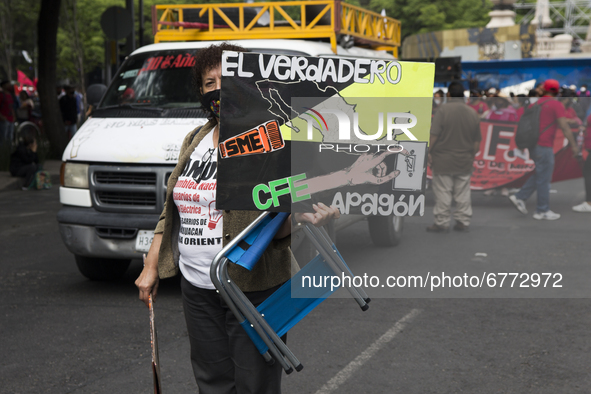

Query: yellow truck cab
[57,1,404,280]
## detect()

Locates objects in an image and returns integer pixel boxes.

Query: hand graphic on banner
[295,149,409,196]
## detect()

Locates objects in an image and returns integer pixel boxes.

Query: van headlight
[62,162,89,188]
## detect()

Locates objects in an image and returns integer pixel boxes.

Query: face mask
[434,98,442,105]
[201,89,220,117]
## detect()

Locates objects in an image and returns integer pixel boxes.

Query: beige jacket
[155,120,293,292]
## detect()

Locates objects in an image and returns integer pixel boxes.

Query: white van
[57,39,404,280]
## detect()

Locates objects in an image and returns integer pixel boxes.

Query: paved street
[1,179,590,393]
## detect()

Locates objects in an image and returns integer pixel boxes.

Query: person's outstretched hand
[294,202,341,228]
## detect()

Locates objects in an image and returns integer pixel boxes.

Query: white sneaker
[533,210,561,220]
[509,195,528,215]
[572,202,591,212]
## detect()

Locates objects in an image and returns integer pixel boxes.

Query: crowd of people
[433,83,591,123]
[0,80,86,147]
[1,79,85,190]
[427,79,591,233]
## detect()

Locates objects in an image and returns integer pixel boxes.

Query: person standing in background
[484,92,518,122]
[74,86,84,126]
[427,81,481,233]
[0,80,16,145]
[16,90,34,123]
[509,79,580,220]
[59,85,79,139]
[432,89,445,116]
[467,89,489,117]
[572,112,591,213]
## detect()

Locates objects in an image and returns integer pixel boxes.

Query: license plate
[135,230,154,252]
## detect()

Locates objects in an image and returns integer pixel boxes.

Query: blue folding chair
[210,212,370,374]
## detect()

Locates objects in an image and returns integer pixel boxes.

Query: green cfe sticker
[252,173,311,210]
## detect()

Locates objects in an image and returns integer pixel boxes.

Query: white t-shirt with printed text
[173,134,223,289]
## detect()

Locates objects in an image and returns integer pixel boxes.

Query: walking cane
[143,254,162,394]
[149,293,162,394]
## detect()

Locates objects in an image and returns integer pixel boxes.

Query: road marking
[314,308,422,394]
[0,211,46,218]
[18,211,47,217]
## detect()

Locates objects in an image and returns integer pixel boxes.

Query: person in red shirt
[559,88,583,126]
[572,113,591,212]
[484,92,518,122]
[0,80,16,145]
[467,89,489,117]
[509,79,580,220]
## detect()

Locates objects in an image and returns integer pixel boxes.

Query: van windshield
[100,50,200,109]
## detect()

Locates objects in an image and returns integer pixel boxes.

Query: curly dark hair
[192,43,248,98]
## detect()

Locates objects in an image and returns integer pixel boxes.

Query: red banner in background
[428,120,586,190]
[472,120,531,190]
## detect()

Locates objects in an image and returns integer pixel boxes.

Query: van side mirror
[87,84,108,107]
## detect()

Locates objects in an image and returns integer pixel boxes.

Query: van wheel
[367,216,404,247]
[75,255,131,281]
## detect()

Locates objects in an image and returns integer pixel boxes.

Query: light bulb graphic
[208,200,222,230]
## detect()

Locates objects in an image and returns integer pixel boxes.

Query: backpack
[26,170,53,190]
[515,101,554,151]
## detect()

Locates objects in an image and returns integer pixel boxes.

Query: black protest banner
[217,51,434,216]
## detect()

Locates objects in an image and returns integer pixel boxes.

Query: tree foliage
[2,0,496,85]
[368,0,493,39]
[55,0,214,85]
[56,0,119,85]
[0,0,39,81]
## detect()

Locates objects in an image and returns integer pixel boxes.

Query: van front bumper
[57,206,160,259]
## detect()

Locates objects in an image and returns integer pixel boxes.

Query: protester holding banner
[135,43,339,394]
[509,79,580,220]
[427,81,481,232]
[572,113,591,213]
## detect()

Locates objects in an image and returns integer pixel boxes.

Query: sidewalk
[0,160,62,192]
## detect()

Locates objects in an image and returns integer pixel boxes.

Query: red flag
[17,70,34,86]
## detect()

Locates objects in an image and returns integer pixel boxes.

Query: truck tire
[75,255,131,281]
[367,215,404,247]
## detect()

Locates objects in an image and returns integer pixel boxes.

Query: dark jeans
[13,163,38,188]
[515,145,554,213]
[181,276,284,394]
